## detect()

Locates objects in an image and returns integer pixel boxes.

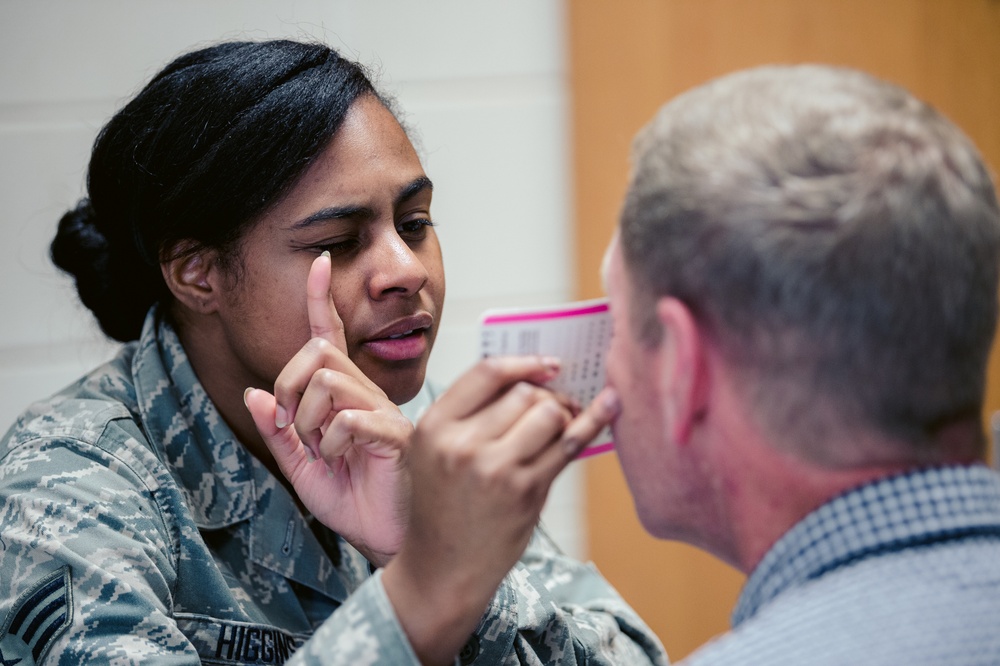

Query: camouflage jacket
[0,308,667,665]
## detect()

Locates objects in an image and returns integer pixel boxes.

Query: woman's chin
[369,363,427,406]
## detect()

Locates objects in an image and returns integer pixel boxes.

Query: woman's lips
[362,328,429,362]
[361,313,434,362]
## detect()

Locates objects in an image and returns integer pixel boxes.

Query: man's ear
[160,244,221,315]
[656,297,709,445]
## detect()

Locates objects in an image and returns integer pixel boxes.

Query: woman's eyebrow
[291,204,372,229]
[289,176,434,230]
[396,176,434,208]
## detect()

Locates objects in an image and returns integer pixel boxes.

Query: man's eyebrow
[289,176,434,230]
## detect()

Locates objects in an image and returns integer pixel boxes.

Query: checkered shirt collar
[732,465,1000,627]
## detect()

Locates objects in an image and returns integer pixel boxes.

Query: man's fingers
[306,251,348,354]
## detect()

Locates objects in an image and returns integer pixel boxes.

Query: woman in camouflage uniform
[0,40,666,666]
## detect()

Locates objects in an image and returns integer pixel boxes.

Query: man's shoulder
[705,466,1000,665]
[687,532,1000,665]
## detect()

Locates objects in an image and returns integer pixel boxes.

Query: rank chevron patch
[0,567,72,665]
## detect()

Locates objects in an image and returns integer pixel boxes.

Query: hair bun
[51,198,109,285]
[50,198,159,341]
[52,198,107,255]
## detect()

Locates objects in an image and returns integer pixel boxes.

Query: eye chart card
[479,297,614,458]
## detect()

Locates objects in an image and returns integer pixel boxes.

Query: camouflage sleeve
[0,414,199,665]
[284,570,420,666]
[288,526,669,666]
[487,525,670,665]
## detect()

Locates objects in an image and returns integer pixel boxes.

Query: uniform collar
[245,460,356,602]
[132,307,256,528]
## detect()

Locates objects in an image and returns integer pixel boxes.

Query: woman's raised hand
[244,252,411,567]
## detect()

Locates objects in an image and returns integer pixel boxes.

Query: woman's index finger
[306,251,348,354]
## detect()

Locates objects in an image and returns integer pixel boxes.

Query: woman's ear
[656,297,710,446]
[160,244,220,315]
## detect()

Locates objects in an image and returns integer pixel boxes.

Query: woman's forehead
[261,100,428,229]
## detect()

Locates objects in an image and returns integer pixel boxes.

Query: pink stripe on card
[483,301,609,325]
[576,441,614,459]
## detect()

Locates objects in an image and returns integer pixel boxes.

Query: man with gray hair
[590,64,1000,663]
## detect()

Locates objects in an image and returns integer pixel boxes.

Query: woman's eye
[398,218,434,239]
[316,238,360,256]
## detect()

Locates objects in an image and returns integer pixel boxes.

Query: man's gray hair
[620,64,1000,464]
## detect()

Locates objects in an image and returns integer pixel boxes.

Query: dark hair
[51,40,384,341]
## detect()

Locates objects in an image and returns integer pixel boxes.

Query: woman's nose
[367,231,428,299]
